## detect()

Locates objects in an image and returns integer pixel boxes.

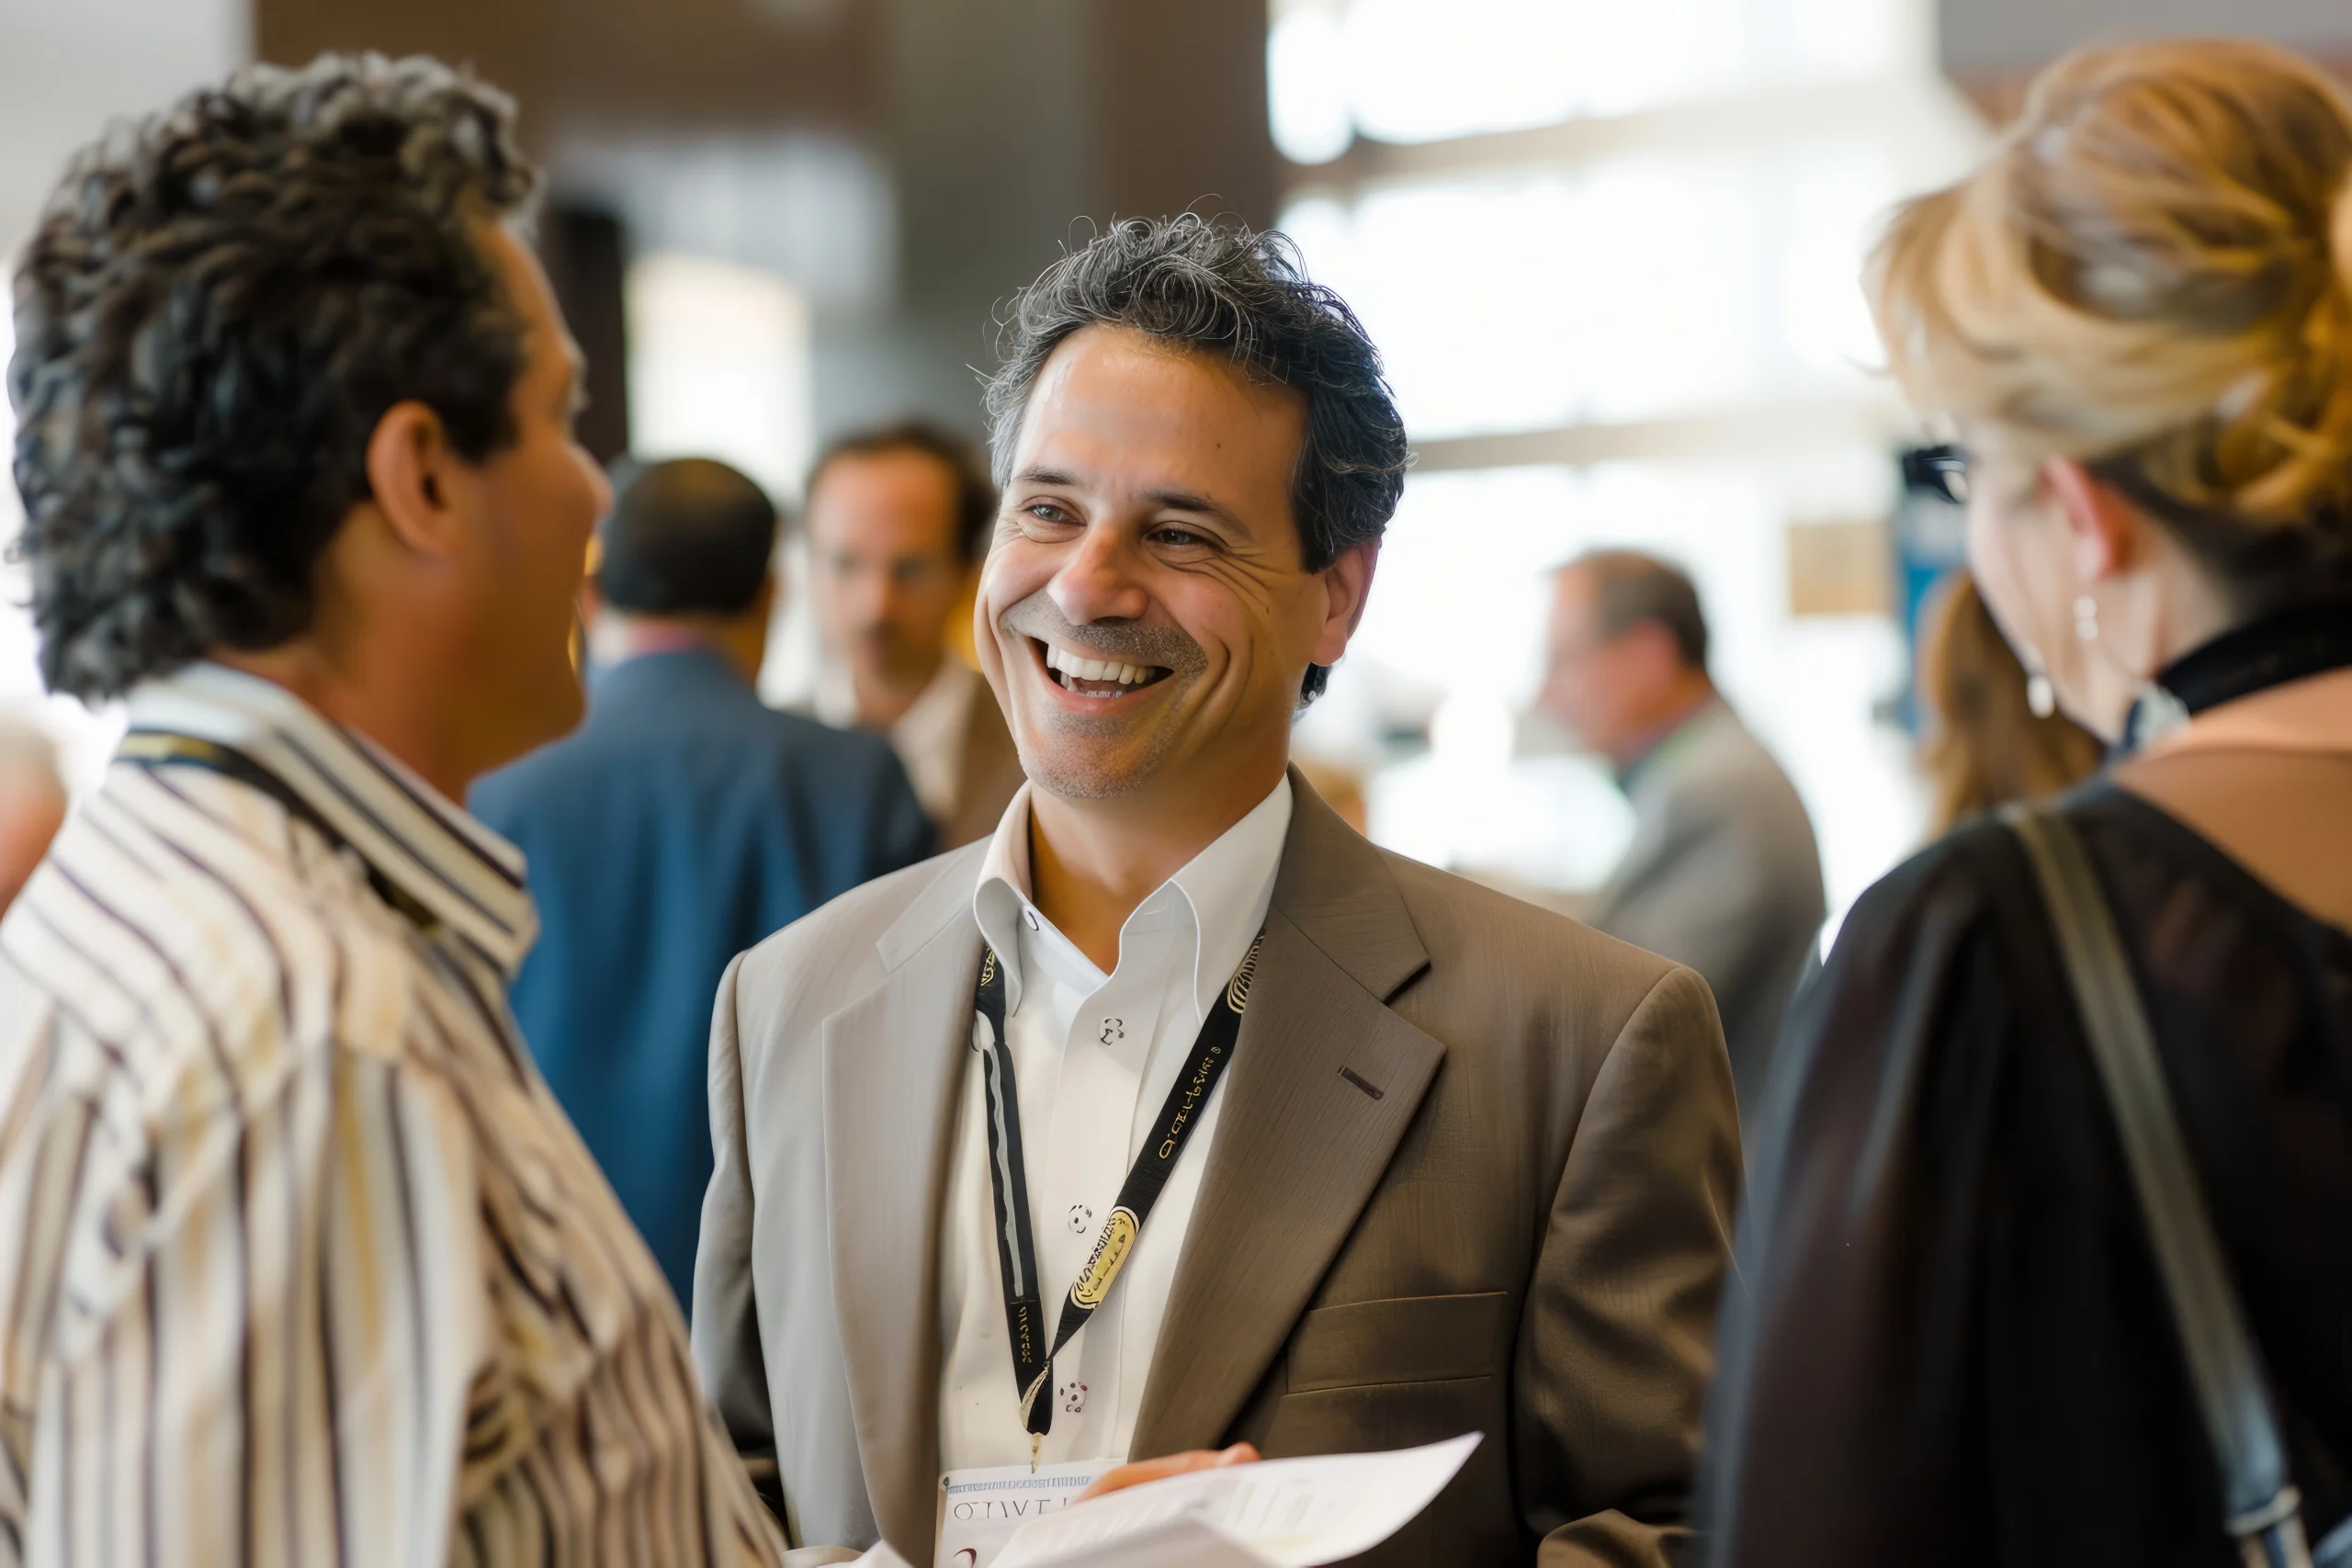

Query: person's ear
[1624,618,1684,690]
[362,400,468,558]
[2042,457,2141,587]
[1309,541,1380,668]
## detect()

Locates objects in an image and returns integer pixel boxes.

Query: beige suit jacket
[692,772,1739,1566]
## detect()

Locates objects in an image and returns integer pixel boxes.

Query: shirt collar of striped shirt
[122,660,539,971]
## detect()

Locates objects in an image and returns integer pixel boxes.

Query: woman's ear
[2041,457,2142,585]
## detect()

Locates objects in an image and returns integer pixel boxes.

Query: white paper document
[935,1460,1118,1568]
[989,1432,1481,1568]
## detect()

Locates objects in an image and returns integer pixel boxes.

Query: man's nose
[841,562,890,617]
[1047,525,1151,626]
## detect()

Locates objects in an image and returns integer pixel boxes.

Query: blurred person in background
[1540,550,1825,1113]
[805,423,1026,846]
[1917,568,2104,835]
[0,55,784,1564]
[473,456,933,1306]
[0,719,65,912]
[1702,39,2352,1566]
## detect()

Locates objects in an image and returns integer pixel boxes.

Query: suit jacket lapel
[1130,775,1444,1455]
[823,902,983,1555]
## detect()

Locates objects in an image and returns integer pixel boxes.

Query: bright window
[1268,0,1909,161]
[1273,0,1970,931]
[626,252,813,503]
[1301,459,1921,914]
[1281,145,1897,439]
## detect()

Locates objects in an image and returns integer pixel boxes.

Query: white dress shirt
[813,656,979,826]
[0,663,778,1568]
[937,776,1295,1471]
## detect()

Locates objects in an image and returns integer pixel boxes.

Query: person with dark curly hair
[692,215,1737,1566]
[0,54,786,1567]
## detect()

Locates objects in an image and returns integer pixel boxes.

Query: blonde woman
[1700,40,2352,1566]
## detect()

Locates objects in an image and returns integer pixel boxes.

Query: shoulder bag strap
[2002,803,2313,1568]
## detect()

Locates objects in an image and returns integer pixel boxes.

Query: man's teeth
[1043,643,1155,686]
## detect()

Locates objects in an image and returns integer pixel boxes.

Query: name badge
[934,1461,1114,1568]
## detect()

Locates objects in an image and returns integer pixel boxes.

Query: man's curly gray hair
[982,215,1410,702]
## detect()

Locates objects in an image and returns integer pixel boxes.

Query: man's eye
[1027,502,1074,525]
[1151,526,1205,547]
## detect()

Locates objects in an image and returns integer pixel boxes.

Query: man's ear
[1309,541,1380,668]
[748,571,780,628]
[362,399,467,558]
[2042,457,2142,586]
[1624,619,1687,690]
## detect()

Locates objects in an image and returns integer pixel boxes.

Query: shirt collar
[889,661,979,823]
[1616,693,1724,794]
[813,655,973,733]
[122,662,538,973]
[971,775,1294,1018]
[895,658,977,739]
[810,658,860,729]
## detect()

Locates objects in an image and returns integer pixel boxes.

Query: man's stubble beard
[999,587,1209,802]
[1011,687,1190,801]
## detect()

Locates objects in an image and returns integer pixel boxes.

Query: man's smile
[1029,636,1177,702]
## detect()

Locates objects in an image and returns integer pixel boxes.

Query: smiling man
[693,217,1740,1568]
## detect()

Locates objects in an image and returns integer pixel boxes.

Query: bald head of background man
[590,456,782,681]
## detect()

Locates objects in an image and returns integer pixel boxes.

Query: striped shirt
[0,663,782,1568]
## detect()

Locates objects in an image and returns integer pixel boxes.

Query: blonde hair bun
[1871,39,2352,564]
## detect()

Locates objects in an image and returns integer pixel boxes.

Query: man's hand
[1074,1443,1260,1503]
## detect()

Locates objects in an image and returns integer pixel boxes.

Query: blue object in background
[472,649,936,1309]
[1889,453,1972,737]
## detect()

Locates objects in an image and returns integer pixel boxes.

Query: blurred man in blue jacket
[474,457,934,1305]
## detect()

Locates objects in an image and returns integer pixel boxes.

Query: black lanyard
[971,928,1264,1459]
[116,729,441,934]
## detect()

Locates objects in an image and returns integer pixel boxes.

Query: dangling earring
[2027,671,2056,718]
[2074,594,2099,644]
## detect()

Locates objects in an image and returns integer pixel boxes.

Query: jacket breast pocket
[1284,1292,1510,1394]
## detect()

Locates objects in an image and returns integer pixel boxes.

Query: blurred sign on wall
[1786,516,1894,618]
